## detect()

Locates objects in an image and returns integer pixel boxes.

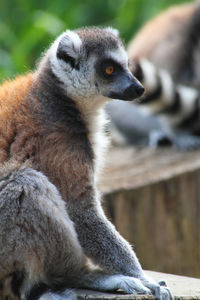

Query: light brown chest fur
[0,74,94,204]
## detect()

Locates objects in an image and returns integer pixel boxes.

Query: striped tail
[132,58,200,135]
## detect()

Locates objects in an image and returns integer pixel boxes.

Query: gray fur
[39,290,76,300]
[76,27,122,56]
[0,27,173,300]
[106,100,161,145]
[0,162,153,299]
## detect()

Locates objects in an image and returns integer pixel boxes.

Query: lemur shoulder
[0,27,173,300]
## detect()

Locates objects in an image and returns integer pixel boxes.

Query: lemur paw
[106,275,173,299]
[157,285,173,300]
[140,277,174,300]
[117,275,151,294]
[158,280,167,287]
[149,130,173,148]
[97,274,151,294]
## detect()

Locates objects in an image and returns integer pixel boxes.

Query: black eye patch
[95,58,123,80]
[57,47,80,70]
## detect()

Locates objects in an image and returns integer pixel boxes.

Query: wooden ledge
[75,270,200,299]
[97,146,200,277]
[98,146,200,193]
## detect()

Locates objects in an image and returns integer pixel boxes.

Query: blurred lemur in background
[107,0,200,149]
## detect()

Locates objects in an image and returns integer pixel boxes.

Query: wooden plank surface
[98,146,200,193]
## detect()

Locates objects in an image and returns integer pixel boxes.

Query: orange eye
[105,65,114,75]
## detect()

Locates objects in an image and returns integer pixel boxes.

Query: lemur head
[43,27,144,103]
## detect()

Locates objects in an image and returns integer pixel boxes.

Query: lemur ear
[105,27,119,37]
[56,30,82,70]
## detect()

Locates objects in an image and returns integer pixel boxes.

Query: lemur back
[127,2,196,83]
[0,27,172,300]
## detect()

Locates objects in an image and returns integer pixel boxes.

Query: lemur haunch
[0,27,172,300]
[108,1,200,149]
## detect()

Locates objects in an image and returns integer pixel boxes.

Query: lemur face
[94,48,144,101]
[48,27,144,101]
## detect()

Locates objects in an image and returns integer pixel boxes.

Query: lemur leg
[149,130,200,150]
[68,200,173,300]
[0,163,154,300]
[172,133,200,150]
[0,164,85,299]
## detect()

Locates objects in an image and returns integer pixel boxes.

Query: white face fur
[46,28,129,103]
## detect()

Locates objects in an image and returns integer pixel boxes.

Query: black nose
[124,82,144,99]
[107,75,145,101]
[135,84,145,97]
[126,82,144,97]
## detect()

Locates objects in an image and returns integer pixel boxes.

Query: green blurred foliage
[0,0,192,81]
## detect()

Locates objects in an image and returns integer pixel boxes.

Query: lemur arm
[36,125,172,299]
[69,200,143,277]
[68,196,173,300]
[38,133,143,277]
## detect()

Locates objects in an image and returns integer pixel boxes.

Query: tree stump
[98,146,200,278]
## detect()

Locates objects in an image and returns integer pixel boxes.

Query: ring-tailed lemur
[132,58,200,149]
[108,1,200,149]
[0,27,172,300]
